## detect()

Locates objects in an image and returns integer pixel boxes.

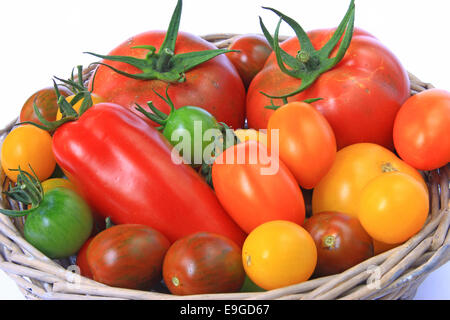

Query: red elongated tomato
[52,103,246,246]
[267,101,336,189]
[212,141,305,233]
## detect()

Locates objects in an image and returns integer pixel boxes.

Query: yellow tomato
[41,178,77,194]
[312,143,427,219]
[1,125,55,182]
[56,93,104,120]
[234,129,267,146]
[242,220,317,290]
[358,172,429,244]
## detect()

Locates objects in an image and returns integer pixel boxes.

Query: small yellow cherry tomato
[1,125,55,182]
[56,93,104,120]
[358,172,429,244]
[242,220,317,290]
[234,129,267,146]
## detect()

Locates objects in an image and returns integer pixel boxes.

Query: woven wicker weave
[0,34,448,300]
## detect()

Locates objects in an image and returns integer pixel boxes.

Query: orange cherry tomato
[55,93,104,120]
[234,129,267,146]
[242,220,317,290]
[358,172,429,244]
[312,143,427,219]
[267,101,336,189]
[393,88,450,171]
[212,141,305,234]
[1,124,55,182]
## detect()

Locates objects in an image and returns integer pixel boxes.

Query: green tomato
[240,275,266,292]
[162,106,221,165]
[24,187,93,259]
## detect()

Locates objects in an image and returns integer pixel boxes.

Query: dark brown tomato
[162,232,245,295]
[303,211,374,277]
[226,34,272,89]
[86,224,170,290]
[20,86,72,126]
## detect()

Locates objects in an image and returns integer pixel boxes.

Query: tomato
[162,232,245,295]
[76,237,94,279]
[212,141,305,234]
[19,86,72,126]
[312,143,427,219]
[52,102,246,246]
[393,88,450,171]
[373,239,400,256]
[87,0,245,129]
[137,92,221,166]
[242,220,317,290]
[246,4,409,150]
[267,101,336,189]
[87,224,170,290]
[226,34,272,88]
[240,275,265,292]
[41,178,77,194]
[234,129,267,146]
[303,212,373,277]
[1,124,56,182]
[55,93,104,121]
[358,172,429,244]
[0,169,93,259]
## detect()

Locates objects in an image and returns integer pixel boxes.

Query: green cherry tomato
[23,187,93,259]
[162,106,221,165]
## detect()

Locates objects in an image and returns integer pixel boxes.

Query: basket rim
[0,33,448,301]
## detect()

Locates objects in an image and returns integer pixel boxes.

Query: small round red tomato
[76,237,94,279]
[212,140,305,234]
[242,220,317,290]
[20,86,72,126]
[162,232,245,295]
[393,88,450,171]
[87,224,170,290]
[267,101,336,189]
[226,34,272,88]
[303,212,374,277]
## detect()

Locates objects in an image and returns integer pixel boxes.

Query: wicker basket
[0,34,448,300]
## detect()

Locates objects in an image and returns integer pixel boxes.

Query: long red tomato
[87,0,245,129]
[212,141,305,234]
[52,102,246,246]
[247,3,410,150]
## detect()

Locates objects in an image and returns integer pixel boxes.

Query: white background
[0,0,448,299]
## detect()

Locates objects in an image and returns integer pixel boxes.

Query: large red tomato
[87,0,245,129]
[246,3,410,150]
[393,89,450,171]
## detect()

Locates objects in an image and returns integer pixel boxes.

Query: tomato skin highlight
[267,101,336,189]
[52,103,246,246]
[358,172,429,244]
[212,141,305,234]
[393,88,450,171]
[247,28,410,150]
[89,30,245,129]
[303,211,373,277]
[87,224,170,290]
[162,232,245,295]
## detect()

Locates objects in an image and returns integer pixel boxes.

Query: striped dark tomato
[86,224,170,290]
[162,232,245,295]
